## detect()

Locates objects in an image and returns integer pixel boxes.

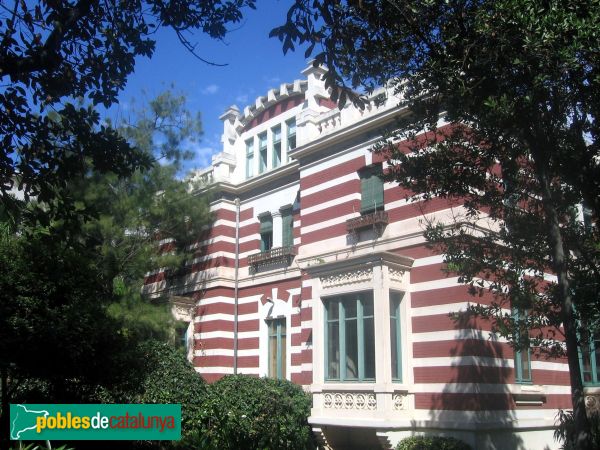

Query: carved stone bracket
[388,267,406,284]
[585,394,600,415]
[323,392,377,410]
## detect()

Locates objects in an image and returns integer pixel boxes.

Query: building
[144,64,591,449]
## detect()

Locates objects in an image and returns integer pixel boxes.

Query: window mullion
[395,301,402,381]
[340,301,346,381]
[357,296,365,380]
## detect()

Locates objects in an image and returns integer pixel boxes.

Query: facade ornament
[323,392,377,410]
[321,268,372,289]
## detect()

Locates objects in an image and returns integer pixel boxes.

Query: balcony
[346,210,389,236]
[247,246,296,271]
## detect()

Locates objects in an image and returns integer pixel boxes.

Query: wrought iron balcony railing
[247,246,296,269]
[346,210,389,236]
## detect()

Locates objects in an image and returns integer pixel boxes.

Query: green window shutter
[360,165,384,213]
[260,215,273,251]
[281,208,293,247]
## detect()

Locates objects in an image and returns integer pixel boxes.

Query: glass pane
[282,209,293,247]
[260,232,272,251]
[594,333,600,382]
[272,125,281,142]
[327,300,339,321]
[345,298,357,319]
[390,316,398,379]
[246,154,253,178]
[362,293,374,317]
[327,322,339,379]
[516,349,531,381]
[345,317,358,379]
[273,142,281,167]
[269,335,277,377]
[364,317,375,379]
[259,132,267,149]
[260,215,273,232]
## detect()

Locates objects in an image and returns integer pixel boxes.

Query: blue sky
[115,1,309,173]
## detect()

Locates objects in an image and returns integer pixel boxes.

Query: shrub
[554,410,600,449]
[198,375,313,450]
[131,340,207,448]
[396,435,472,450]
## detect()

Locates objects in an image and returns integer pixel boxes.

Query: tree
[272,1,600,448]
[0,0,254,222]
[0,90,210,450]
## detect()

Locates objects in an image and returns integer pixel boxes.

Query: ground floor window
[580,330,600,385]
[325,291,375,381]
[513,308,532,383]
[268,318,286,379]
[390,292,403,381]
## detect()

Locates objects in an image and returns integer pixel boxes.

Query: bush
[198,375,313,450]
[554,410,600,449]
[130,340,207,448]
[396,435,472,450]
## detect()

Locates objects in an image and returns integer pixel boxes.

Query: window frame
[579,329,600,386]
[324,291,375,382]
[245,138,254,179]
[390,291,403,382]
[258,131,268,174]
[267,317,287,380]
[286,118,296,155]
[513,308,532,384]
[272,125,282,168]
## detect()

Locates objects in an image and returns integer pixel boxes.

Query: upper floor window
[325,291,375,382]
[258,132,267,174]
[580,330,600,385]
[272,125,282,168]
[286,118,296,154]
[259,214,273,251]
[245,139,254,179]
[359,164,384,214]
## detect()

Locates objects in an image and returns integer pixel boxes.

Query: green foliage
[274,1,600,446]
[198,375,313,450]
[555,410,600,450]
[124,341,207,449]
[0,0,254,223]
[396,436,472,450]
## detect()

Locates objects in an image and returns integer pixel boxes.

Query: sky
[115,1,309,173]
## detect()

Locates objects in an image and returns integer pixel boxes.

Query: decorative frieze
[323,392,377,410]
[321,268,372,289]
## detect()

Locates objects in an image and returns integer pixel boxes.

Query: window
[258,132,267,174]
[325,292,375,381]
[268,318,287,379]
[286,118,296,154]
[272,125,282,168]
[281,207,293,248]
[245,139,254,179]
[580,330,600,385]
[513,308,532,383]
[259,214,273,252]
[359,164,384,214]
[390,292,403,381]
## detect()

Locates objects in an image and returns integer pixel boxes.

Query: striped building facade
[144,65,580,449]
